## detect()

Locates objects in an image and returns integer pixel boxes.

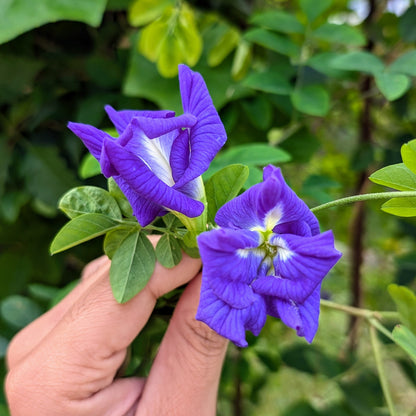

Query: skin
[5,236,228,416]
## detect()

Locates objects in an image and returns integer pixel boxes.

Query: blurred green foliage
[1,0,416,414]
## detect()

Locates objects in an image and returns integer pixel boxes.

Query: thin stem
[369,325,398,416]
[311,191,416,213]
[320,299,399,321]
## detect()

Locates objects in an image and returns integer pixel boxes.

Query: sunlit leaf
[381,197,416,217]
[231,40,252,81]
[79,153,101,179]
[110,232,156,303]
[401,139,416,175]
[388,284,416,333]
[291,85,330,116]
[369,163,416,191]
[205,164,249,224]
[375,71,410,101]
[128,0,174,26]
[392,325,416,364]
[208,26,239,67]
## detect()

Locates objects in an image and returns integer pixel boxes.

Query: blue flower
[68,65,227,226]
[196,165,342,347]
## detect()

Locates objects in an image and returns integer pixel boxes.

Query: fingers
[6,256,110,370]
[137,274,228,416]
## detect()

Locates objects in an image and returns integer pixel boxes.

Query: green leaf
[28,284,59,303]
[23,144,79,208]
[388,284,416,333]
[128,0,174,26]
[389,50,416,77]
[243,70,292,95]
[241,95,272,130]
[155,234,182,268]
[375,72,410,101]
[244,28,300,57]
[250,11,304,34]
[231,40,252,81]
[108,177,134,218]
[299,0,332,22]
[59,186,122,220]
[0,0,107,44]
[369,163,416,191]
[0,335,9,359]
[208,144,291,175]
[50,213,121,255]
[313,23,366,46]
[392,325,416,364]
[381,197,416,217]
[79,153,101,179]
[104,226,138,260]
[399,5,416,43]
[1,295,43,329]
[331,51,384,75]
[291,85,330,116]
[110,232,156,303]
[179,239,200,258]
[208,26,240,67]
[205,164,249,224]
[401,139,416,175]
[307,52,351,78]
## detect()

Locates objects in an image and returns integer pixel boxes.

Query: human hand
[5,236,228,416]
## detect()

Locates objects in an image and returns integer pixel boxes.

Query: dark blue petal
[273,220,313,237]
[253,231,341,303]
[265,284,321,343]
[175,65,227,188]
[105,105,175,135]
[67,122,112,160]
[197,228,263,284]
[132,113,196,139]
[196,277,267,347]
[114,176,165,226]
[103,139,204,220]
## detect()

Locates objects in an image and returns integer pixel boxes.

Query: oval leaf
[401,139,416,175]
[369,163,416,191]
[243,70,292,95]
[389,50,416,77]
[104,226,137,259]
[375,72,410,101]
[110,232,156,303]
[50,213,120,254]
[313,23,365,46]
[392,325,416,364]
[299,0,332,22]
[59,186,122,219]
[388,284,416,333]
[291,85,330,116]
[381,197,416,217]
[1,295,43,329]
[205,164,249,224]
[330,51,384,75]
[250,11,304,34]
[155,234,182,268]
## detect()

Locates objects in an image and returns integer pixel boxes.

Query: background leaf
[0,0,107,44]
[299,0,332,22]
[388,284,416,333]
[205,164,249,224]
[291,85,330,116]
[401,139,416,174]
[110,232,156,303]
[330,51,384,74]
[250,11,304,34]
[0,295,43,329]
[375,72,410,101]
[313,23,365,46]
[389,50,416,76]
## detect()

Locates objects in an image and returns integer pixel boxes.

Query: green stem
[311,191,416,213]
[369,325,397,416]
[320,299,399,321]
